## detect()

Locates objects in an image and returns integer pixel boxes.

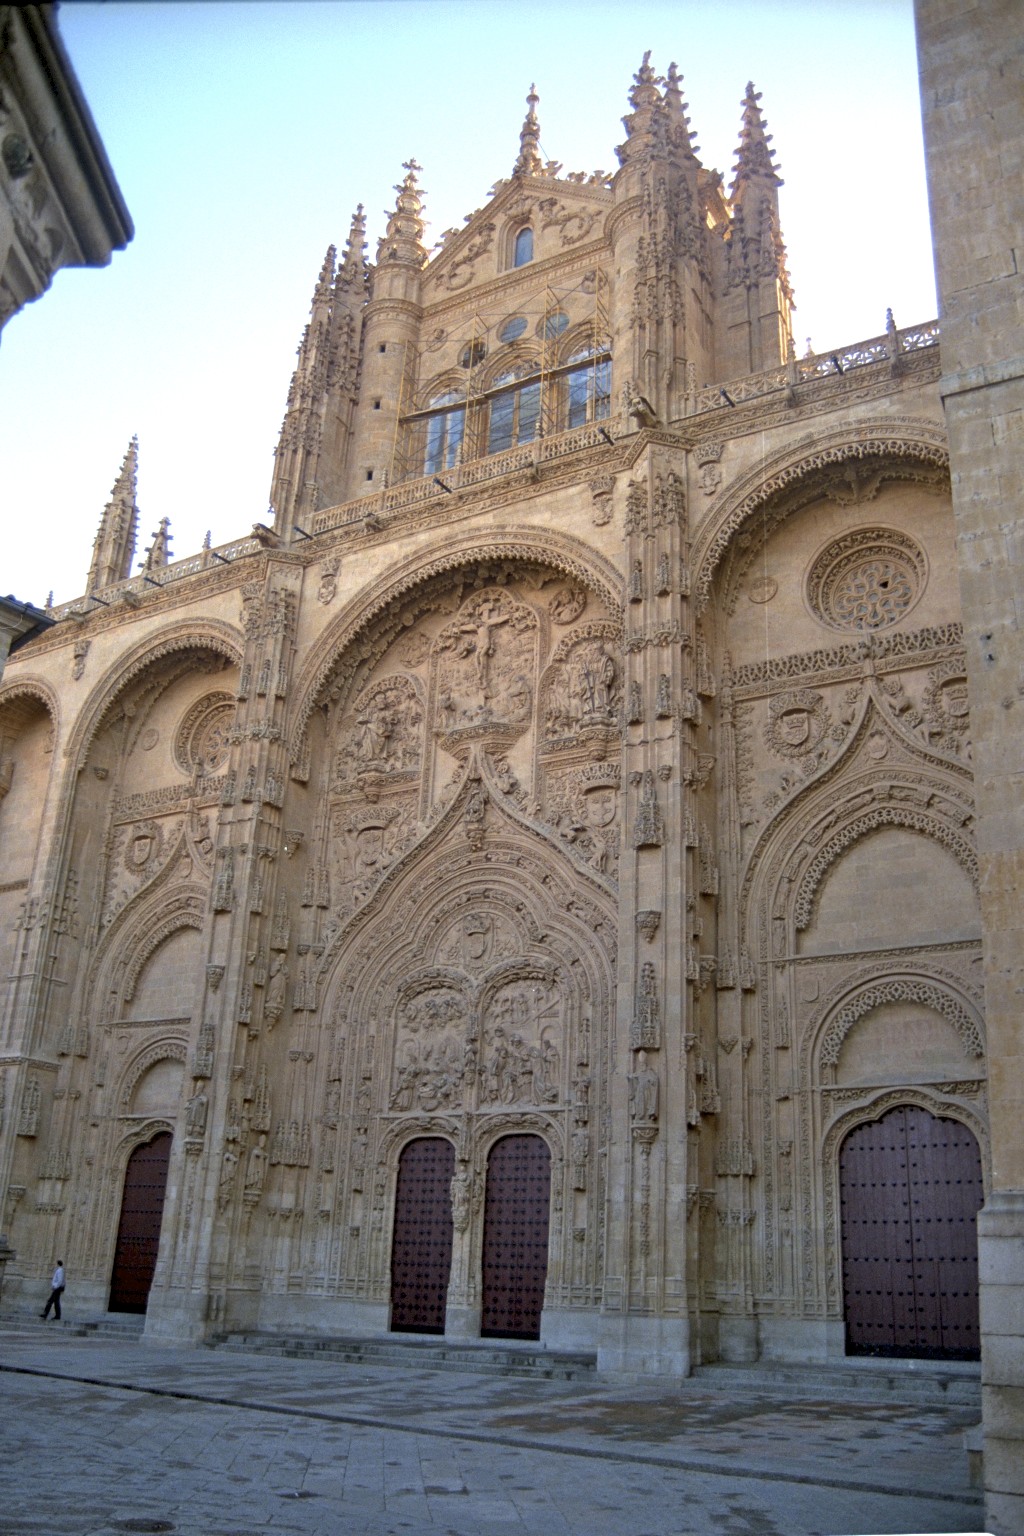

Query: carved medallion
[806,527,927,632]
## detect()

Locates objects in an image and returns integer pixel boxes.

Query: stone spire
[87,436,139,592]
[377,160,428,267]
[140,516,172,571]
[512,84,544,177]
[663,62,700,159]
[336,204,367,293]
[722,81,794,373]
[730,81,783,202]
[269,245,339,533]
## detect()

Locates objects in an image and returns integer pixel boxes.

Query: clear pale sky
[1,0,935,607]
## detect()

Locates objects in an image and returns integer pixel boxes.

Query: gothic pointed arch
[310,762,614,1314]
[692,418,950,614]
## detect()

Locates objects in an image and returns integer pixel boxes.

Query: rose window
[174,692,235,775]
[807,528,927,632]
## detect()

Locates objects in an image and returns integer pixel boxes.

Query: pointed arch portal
[108,1132,172,1314]
[839,1105,982,1359]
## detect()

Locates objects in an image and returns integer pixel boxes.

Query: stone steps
[690,1358,981,1406]
[208,1329,598,1381]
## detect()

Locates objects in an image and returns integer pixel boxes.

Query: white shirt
[51,1265,64,1289]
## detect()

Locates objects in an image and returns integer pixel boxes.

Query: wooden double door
[109,1133,172,1314]
[839,1104,982,1359]
[390,1134,551,1338]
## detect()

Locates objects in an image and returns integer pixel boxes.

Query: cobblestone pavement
[0,1321,987,1536]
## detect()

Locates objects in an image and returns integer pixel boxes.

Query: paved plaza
[0,1320,986,1536]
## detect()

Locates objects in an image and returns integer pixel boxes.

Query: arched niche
[124,926,203,1023]
[799,823,980,955]
[128,1054,186,1117]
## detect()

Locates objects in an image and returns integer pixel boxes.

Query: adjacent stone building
[0,3,132,336]
[0,54,994,1406]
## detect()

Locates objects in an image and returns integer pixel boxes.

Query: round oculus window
[539,311,569,339]
[499,315,528,343]
[806,527,927,632]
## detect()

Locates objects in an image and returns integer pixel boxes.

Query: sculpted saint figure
[185,1086,208,1138]
[629,1049,659,1125]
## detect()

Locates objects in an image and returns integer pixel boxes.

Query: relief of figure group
[388,979,563,1115]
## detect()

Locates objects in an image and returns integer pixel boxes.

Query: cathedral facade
[0,62,987,1374]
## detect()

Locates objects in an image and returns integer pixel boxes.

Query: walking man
[40,1260,65,1320]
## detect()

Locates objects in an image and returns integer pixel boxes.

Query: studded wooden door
[108,1132,172,1314]
[390,1137,455,1334]
[839,1104,982,1360]
[481,1134,551,1340]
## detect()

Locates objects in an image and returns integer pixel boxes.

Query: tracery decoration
[817,977,985,1068]
[65,621,243,771]
[174,691,236,776]
[805,527,927,632]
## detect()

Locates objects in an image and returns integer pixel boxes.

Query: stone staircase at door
[206,1329,598,1381]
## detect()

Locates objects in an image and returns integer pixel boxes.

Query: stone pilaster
[915,3,1024,1529]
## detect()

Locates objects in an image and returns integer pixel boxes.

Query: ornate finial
[379,160,428,265]
[202,529,212,551]
[629,51,660,110]
[731,81,782,196]
[664,61,699,153]
[513,83,544,177]
[140,516,172,572]
[114,435,139,500]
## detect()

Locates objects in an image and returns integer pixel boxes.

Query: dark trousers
[41,1285,64,1319]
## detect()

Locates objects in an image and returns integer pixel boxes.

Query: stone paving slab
[0,1323,988,1536]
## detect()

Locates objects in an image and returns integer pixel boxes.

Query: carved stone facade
[0,62,994,1384]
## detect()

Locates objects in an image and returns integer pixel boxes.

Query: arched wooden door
[390,1137,455,1334]
[108,1132,172,1314]
[839,1104,983,1359]
[481,1134,551,1340]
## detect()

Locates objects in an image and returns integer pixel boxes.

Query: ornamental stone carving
[175,692,235,775]
[432,588,536,746]
[333,675,423,791]
[764,689,831,759]
[806,527,927,632]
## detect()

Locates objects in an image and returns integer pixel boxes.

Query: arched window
[423,391,465,475]
[487,377,541,454]
[566,355,611,428]
[513,226,533,267]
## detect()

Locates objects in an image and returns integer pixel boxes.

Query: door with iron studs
[481,1134,551,1340]
[390,1137,455,1334]
[839,1104,982,1360]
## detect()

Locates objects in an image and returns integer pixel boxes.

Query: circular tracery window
[806,527,927,632]
[174,692,235,776]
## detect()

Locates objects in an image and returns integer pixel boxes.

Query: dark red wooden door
[481,1134,551,1340]
[108,1132,172,1314]
[840,1105,982,1360]
[390,1138,455,1334]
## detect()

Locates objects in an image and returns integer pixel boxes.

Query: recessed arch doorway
[839,1103,982,1359]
